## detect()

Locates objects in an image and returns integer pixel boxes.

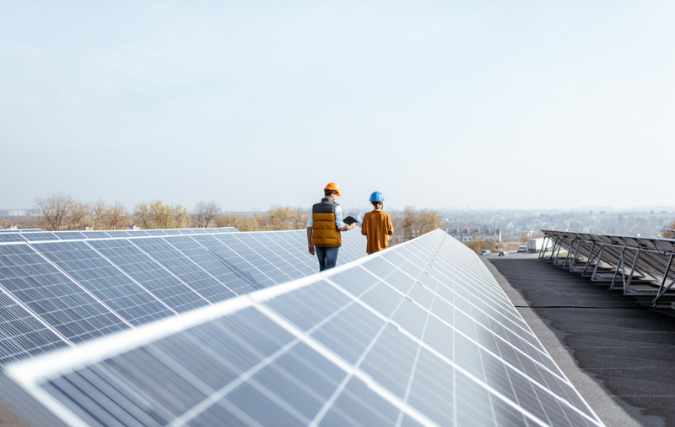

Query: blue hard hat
[369,191,385,202]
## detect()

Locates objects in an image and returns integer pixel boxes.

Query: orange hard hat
[324,182,341,196]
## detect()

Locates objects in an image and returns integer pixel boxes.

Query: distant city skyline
[2,1,674,211]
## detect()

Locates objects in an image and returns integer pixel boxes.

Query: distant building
[0,209,36,217]
[449,227,501,243]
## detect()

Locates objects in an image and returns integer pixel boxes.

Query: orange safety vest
[311,198,342,247]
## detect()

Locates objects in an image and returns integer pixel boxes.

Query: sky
[1,1,674,212]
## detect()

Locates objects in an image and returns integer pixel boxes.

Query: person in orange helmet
[306,183,356,271]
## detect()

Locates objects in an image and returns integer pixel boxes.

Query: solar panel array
[541,229,675,305]
[2,230,604,427]
[0,228,367,365]
[0,227,241,243]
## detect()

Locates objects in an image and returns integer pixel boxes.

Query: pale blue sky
[2,1,674,212]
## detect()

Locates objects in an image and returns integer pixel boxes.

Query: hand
[308,244,315,255]
[348,222,356,230]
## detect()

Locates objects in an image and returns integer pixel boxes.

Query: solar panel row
[541,229,675,304]
[0,227,240,243]
[0,229,44,233]
[0,229,367,365]
[2,230,605,427]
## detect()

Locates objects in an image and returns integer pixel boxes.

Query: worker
[307,183,356,271]
[361,191,394,254]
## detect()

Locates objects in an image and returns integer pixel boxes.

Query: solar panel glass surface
[31,241,174,326]
[0,228,368,366]
[129,237,237,302]
[85,239,210,313]
[1,230,604,427]
[0,244,130,345]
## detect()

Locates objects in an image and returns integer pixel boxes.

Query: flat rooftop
[487,255,675,427]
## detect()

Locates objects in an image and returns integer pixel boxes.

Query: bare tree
[260,206,308,230]
[90,200,108,230]
[193,201,221,228]
[214,213,262,231]
[391,206,444,244]
[174,204,190,228]
[106,202,131,230]
[35,193,74,231]
[65,200,90,230]
[415,209,444,236]
[133,201,190,229]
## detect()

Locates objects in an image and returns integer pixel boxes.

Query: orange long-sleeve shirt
[361,210,394,254]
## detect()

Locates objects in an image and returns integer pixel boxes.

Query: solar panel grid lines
[434,251,530,323]
[0,232,601,426]
[190,234,276,291]
[1,270,339,427]
[248,231,314,274]
[227,233,296,284]
[0,284,73,364]
[258,309,436,427]
[414,246,588,406]
[0,227,239,246]
[260,233,315,270]
[21,232,60,242]
[86,238,211,314]
[327,255,590,425]
[26,242,136,331]
[405,249,540,347]
[0,244,131,346]
[155,236,241,300]
[126,238,218,306]
[161,236,257,297]
[334,241,580,427]
[246,234,310,280]
[0,228,367,365]
[77,240,179,319]
[0,234,26,243]
[430,265,557,373]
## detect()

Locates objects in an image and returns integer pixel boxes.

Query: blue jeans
[316,246,339,271]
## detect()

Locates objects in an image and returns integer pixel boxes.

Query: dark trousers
[316,246,339,271]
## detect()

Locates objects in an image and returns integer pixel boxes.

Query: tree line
[26,193,446,245]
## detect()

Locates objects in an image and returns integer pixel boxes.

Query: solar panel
[158,235,258,296]
[54,231,87,240]
[0,229,368,365]
[0,234,25,243]
[21,232,60,242]
[77,231,111,239]
[30,241,175,326]
[0,244,130,347]
[101,230,132,238]
[129,237,238,302]
[1,230,604,427]
[85,238,212,313]
[541,230,675,305]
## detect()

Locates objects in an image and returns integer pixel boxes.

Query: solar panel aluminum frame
[1,231,605,427]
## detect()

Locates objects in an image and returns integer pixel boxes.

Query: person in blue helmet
[361,191,394,254]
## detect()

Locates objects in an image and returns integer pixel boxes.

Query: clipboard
[343,212,364,226]
[343,216,357,225]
